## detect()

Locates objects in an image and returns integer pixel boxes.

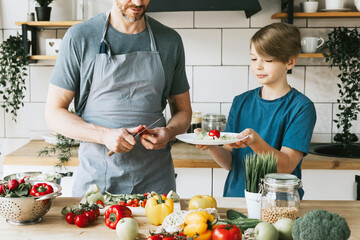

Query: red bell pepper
[29,183,54,196]
[104,205,132,229]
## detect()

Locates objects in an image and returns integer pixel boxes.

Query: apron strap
[146,16,157,52]
[100,13,156,54]
[100,11,112,56]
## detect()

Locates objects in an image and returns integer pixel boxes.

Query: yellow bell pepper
[145,191,174,225]
[188,195,217,210]
[184,210,217,240]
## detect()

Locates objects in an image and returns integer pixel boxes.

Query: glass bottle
[260,173,302,224]
[187,112,202,133]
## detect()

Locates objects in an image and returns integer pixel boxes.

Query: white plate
[176,132,246,145]
[320,8,351,12]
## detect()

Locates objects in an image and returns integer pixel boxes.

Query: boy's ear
[287,56,298,70]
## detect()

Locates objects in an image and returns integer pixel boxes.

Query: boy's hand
[229,128,259,149]
[194,128,215,151]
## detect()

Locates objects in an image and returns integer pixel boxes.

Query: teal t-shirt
[224,87,317,199]
[50,13,189,116]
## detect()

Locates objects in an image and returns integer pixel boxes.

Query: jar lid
[203,114,226,121]
[264,173,300,188]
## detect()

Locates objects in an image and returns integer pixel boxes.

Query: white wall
[0,0,359,199]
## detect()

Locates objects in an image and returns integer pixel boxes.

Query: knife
[107,117,162,156]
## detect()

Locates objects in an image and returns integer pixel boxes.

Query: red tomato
[162,237,175,240]
[96,200,105,208]
[74,214,88,228]
[119,201,126,206]
[141,199,147,208]
[65,212,76,224]
[209,130,220,140]
[146,236,162,240]
[92,207,100,218]
[212,224,242,240]
[84,210,96,223]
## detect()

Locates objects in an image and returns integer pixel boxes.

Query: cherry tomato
[96,200,105,208]
[74,214,88,228]
[119,201,126,206]
[84,210,96,223]
[92,207,100,218]
[209,130,220,140]
[212,224,242,240]
[65,212,76,224]
[146,236,162,240]
[163,237,175,240]
[141,199,147,208]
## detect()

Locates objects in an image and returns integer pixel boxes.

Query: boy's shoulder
[289,88,314,107]
[233,88,259,101]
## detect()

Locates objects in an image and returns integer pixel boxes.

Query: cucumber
[219,218,260,233]
[226,209,248,220]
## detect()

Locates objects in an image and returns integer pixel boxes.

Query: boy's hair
[250,23,301,63]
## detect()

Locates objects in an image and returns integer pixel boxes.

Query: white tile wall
[305,66,340,103]
[195,11,249,28]
[193,66,248,102]
[185,66,193,101]
[0,0,28,28]
[5,103,47,138]
[176,29,221,66]
[313,103,333,134]
[147,12,194,28]
[30,66,54,102]
[223,29,258,65]
[0,108,4,137]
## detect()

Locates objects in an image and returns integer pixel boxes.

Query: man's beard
[114,1,147,22]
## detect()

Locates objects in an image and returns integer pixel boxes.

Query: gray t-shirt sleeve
[49,28,80,92]
[169,39,189,96]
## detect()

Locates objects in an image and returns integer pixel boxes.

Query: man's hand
[104,125,144,153]
[228,128,260,149]
[139,127,171,150]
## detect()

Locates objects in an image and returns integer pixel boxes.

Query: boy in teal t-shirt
[196,23,316,199]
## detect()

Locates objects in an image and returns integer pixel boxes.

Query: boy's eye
[251,58,257,61]
[265,60,273,62]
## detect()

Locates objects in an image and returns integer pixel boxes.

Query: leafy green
[245,153,278,193]
[292,209,351,240]
[323,27,360,156]
[0,34,29,122]
[226,209,248,220]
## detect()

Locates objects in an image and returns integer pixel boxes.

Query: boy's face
[250,45,296,87]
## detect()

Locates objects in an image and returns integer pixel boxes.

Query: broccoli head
[292,209,351,240]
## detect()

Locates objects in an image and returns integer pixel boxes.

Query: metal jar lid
[261,173,302,191]
[203,114,226,122]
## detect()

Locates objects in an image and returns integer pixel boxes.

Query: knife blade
[107,117,162,156]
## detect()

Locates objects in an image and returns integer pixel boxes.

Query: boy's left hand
[229,128,259,149]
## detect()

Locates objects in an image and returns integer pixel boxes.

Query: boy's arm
[229,128,303,173]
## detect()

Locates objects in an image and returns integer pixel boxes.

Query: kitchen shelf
[272,12,360,19]
[29,55,57,60]
[15,21,82,27]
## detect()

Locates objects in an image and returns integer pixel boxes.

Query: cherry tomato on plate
[209,130,220,140]
[146,236,162,240]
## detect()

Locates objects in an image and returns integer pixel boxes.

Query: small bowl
[0,181,62,225]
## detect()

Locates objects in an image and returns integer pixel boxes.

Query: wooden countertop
[0,197,359,239]
[3,140,360,170]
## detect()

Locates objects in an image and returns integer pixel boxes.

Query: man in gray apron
[45,0,191,197]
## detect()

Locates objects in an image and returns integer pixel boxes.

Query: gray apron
[72,12,176,197]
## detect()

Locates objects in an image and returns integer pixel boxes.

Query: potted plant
[245,153,277,219]
[34,0,54,21]
[0,34,29,122]
[314,27,360,158]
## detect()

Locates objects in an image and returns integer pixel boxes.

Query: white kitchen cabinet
[174,168,212,198]
[212,168,229,197]
[302,169,360,200]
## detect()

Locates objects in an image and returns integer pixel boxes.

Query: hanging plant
[323,27,360,156]
[0,34,29,122]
